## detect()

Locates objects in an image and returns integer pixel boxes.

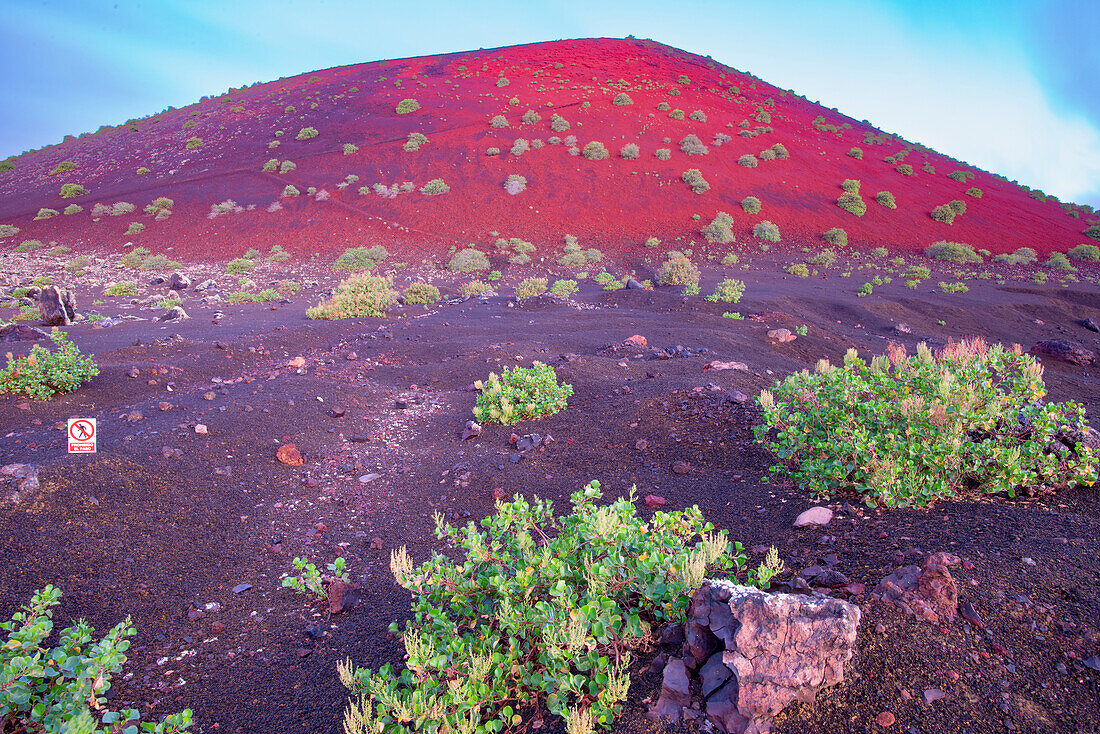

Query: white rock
[794,506,833,527]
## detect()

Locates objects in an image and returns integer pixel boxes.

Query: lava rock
[0,324,50,342]
[276,443,304,466]
[648,657,691,722]
[158,306,190,323]
[326,580,362,614]
[794,506,833,527]
[1029,339,1094,365]
[168,273,192,290]
[37,286,76,326]
[874,552,960,624]
[1081,318,1099,333]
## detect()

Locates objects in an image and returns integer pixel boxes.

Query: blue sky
[3,0,1098,206]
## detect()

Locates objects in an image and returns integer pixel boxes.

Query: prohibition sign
[68,418,97,453]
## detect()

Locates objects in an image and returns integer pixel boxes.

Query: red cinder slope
[1,37,1096,263]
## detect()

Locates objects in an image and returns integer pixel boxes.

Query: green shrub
[620,143,640,160]
[669,109,685,120]
[48,161,77,175]
[786,263,810,278]
[334,245,389,270]
[1067,244,1100,261]
[930,205,957,224]
[404,132,429,151]
[262,158,279,172]
[939,281,969,293]
[947,170,974,182]
[282,557,350,602]
[510,139,530,156]
[403,282,440,304]
[656,254,701,288]
[185,136,202,149]
[1044,252,1076,270]
[645,237,661,248]
[489,115,510,129]
[875,191,896,209]
[948,199,967,215]
[307,273,399,319]
[822,227,847,247]
[296,127,319,140]
[966,187,983,198]
[808,248,838,267]
[902,265,931,280]
[681,169,709,194]
[105,282,139,297]
[753,220,780,242]
[460,280,492,296]
[837,193,866,216]
[840,179,860,194]
[125,222,144,235]
[848,147,863,159]
[756,340,1098,506]
[655,148,671,160]
[14,239,43,252]
[549,279,578,297]
[771,143,789,159]
[34,208,59,220]
[1083,223,1100,242]
[279,160,296,174]
[338,483,758,734]
[701,212,735,243]
[738,154,758,168]
[679,135,708,155]
[926,241,981,263]
[448,248,490,273]
[119,247,150,268]
[138,253,181,271]
[582,141,609,160]
[613,92,633,105]
[706,279,745,303]
[689,109,706,122]
[59,184,86,199]
[0,224,20,238]
[521,109,542,124]
[282,184,300,197]
[395,99,420,114]
[657,102,671,111]
[741,196,762,214]
[515,277,548,300]
[549,114,569,132]
[343,143,359,155]
[0,160,13,172]
[0,330,100,399]
[420,178,450,195]
[486,147,501,156]
[896,164,914,175]
[226,258,254,274]
[0,586,193,732]
[721,252,739,266]
[473,361,571,424]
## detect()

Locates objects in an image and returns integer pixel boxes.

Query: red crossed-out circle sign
[69,419,95,442]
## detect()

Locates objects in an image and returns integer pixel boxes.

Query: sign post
[68,418,96,453]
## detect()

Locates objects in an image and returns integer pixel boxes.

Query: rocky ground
[1,259,1099,734]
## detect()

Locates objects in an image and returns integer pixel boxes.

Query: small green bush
[262,158,279,172]
[755,340,1099,506]
[656,254,701,288]
[582,141,609,160]
[473,361,571,424]
[338,482,759,734]
[549,279,578,297]
[460,280,492,297]
[420,178,450,195]
[808,248,838,267]
[966,187,983,198]
[741,196,761,214]
[822,227,847,247]
[226,258,254,274]
[927,241,981,264]
[837,193,866,217]
[307,273,399,319]
[334,245,389,270]
[521,110,542,124]
[701,212,735,243]
[902,265,931,280]
[1083,223,1100,242]
[14,240,44,252]
[490,115,510,129]
[655,148,671,160]
[875,191,896,209]
[448,248,490,273]
[296,127,319,140]
[549,114,569,132]
[403,282,440,304]
[0,330,100,399]
[669,109,685,120]
[404,132,429,152]
[1067,244,1100,261]
[613,92,633,105]
[0,586,193,731]
[185,136,203,149]
[947,170,974,182]
[105,282,139,297]
[787,263,810,278]
[620,143,640,160]
[848,147,863,159]
[689,109,706,122]
[48,161,77,175]
[0,224,20,238]
[343,143,359,155]
[279,160,296,174]
[947,199,967,215]
[939,281,969,293]
[515,277,548,300]
[282,184,300,197]
[681,169,709,194]
[1044,252,1076,270]
[59,184,86,199]
[395,99,420,114]
[896,164,914,175]
[771,143,790,159]
[738,154,758,168]
[931,205,957,224]
[753,220,780,242]
[34,208,59,220]
[126,222,145,235]
[680,135,708,155]
[706,279,745,303]
[841,179,860,194]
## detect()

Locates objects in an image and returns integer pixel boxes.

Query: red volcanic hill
[0,37,1097,265]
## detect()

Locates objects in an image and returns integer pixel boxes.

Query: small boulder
[326,580,362,614]
[624,334,648,348]
[0,324,50,342]
[158,306,189,322]
[625,278,646,290]
[648,657,691,722]
[794,506,833,527]
[1081,318,1099,333]
[276,443,304,466]
[461,420,482,441]
[169,272,192,291]
[645,494,667,508]
[767,328,796,343]
[1029,339,1094,365]
[37,286,76,326]
[705,360,749,372]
